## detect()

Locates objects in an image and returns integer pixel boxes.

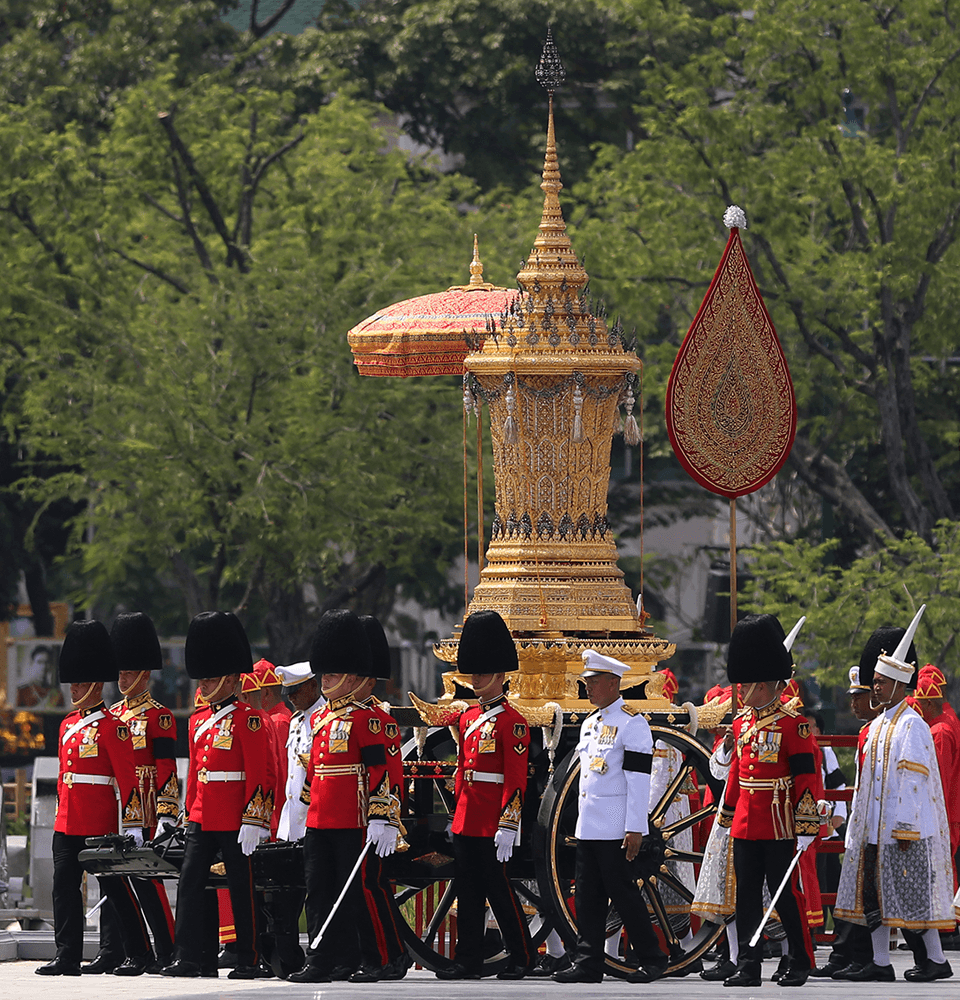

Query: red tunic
[925,703,960,866]
[55,703,141,836]
[365,697,404,822]
[452,695,530,839]
[302,696,388,830]
[268,703,292,832]
[719,701,823,841]
[109,691,179,830]
[185,698,272,831]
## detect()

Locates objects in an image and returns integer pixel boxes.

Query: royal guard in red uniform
[289,609,395,984]
[36,620,152,977]
[718,613,823,988]
[436,610,534,981]
[161,612,272,980]
[85,612,180,976]
[347,614,409,982]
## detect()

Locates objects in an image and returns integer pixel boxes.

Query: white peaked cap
[581,649,629,678]
[277,661,314,687]
[874,604,926,684]
[847,666,869,693]
[783,616,806,653]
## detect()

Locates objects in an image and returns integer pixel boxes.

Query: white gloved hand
[366,819,396,858]
[155,815,177,836]
[128,828,145,848]
[494,827,515,864]
[797,834,816,853]
[238,823,261,856]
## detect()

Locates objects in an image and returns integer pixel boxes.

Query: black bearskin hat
[58,619,119,685]
[726,613,792,684]
[858,625,918,690]
[110,612,163,672]
[185,611,252,680]
[457,610,518,674]
[309,609,372,678]
[359,615,392,681]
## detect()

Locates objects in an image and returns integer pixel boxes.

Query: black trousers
[571,839,665,974]
[302,827,364,973]
[51,832,151,966]
[357,850,406,967]
[733,838,814,972]
[827,917,872,968]
[451,833,534,973]
[100,876,175,960]
[261,887,306,976]
[173,823,258,968]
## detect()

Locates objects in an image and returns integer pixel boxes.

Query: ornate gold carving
[409,692,467,727]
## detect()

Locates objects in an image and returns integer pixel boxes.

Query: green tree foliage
[1,9,519,654]
[742,521,960,686]
[315,0,738,191]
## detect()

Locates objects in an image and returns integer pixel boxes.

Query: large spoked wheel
[534,724,726,977]
[387,727,549,974]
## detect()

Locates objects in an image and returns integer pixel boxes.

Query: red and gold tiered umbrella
[347,237,517,377]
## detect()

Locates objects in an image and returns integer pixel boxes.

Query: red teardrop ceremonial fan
[665,206,796,629]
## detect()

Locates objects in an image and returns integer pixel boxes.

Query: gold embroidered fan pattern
[666,227,796,499]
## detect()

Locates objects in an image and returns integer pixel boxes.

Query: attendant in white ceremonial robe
[836,607,955,983]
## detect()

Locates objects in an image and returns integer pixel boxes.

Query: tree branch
[903,45,960,147]
[250,0,298,39]
[788,434,894,540]
[108,244,191,295]
[158,110,249,272]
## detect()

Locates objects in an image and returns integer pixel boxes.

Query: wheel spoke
[642,878,680,949]
[648,756,694,826]
[661,803,716,840]
[657,869,696,904]
[422,880,457,946]
[661,847,703,866]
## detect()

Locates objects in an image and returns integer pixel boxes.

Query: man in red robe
[911,665,960,889]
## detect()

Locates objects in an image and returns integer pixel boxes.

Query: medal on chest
[78,723,99,758]
[754,728,782,762]
[598,724,617,746]
[129,716,149,751]
[329,718,353,753]
[212,715,234,750]
[478,719,497,754]
[589,755,608,774]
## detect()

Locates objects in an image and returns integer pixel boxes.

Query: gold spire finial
[468,233,484,286]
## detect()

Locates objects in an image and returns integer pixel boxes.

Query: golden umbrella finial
[468,233,484,287]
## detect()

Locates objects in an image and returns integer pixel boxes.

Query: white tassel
[503,382,518,444]
[571,383,584,442]
[623,384,640,446]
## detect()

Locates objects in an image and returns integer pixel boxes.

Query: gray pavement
[0,952,950,999]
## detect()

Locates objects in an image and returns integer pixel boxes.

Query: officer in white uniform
[266,662,324,977]
[276,663,324,843]
[553,650,666,984]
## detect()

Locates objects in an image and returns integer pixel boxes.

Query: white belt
[62,773,115,788]
[463,770,504,784]
[198,769,246,783]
